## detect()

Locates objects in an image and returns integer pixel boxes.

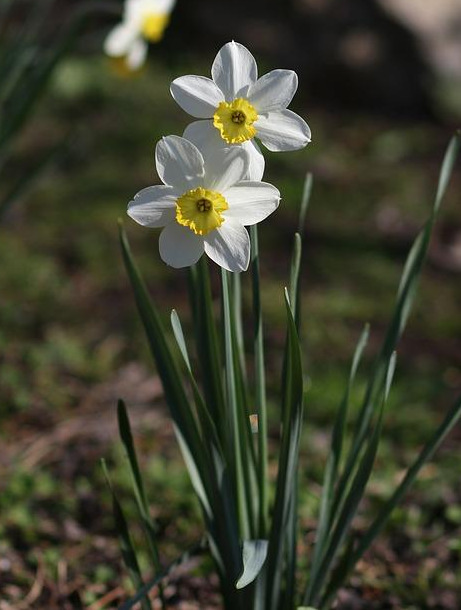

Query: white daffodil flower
[127,135,280,272]
[170,41,311,180]
[104,0,175,70]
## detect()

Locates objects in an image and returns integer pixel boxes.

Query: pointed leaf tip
[235,539,268,589]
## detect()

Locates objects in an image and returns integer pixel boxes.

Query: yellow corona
[176,187,229,236]
[213,98,258,144]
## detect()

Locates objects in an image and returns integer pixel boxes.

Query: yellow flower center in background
[176,187,228,236]
[213,98,258,144]
[141,13,169,42]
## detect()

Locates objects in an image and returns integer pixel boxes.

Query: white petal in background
[155,136,205,191]
[159,222,205,268]
[211,41,258,101]
[204,219,250,272]
[126,37,148,70]
[255,109,311,152]
[170,76,224,118]
[204,147,248,193]
[248,69,298,113]
[104,23,137,56]
[128,185,177,227]
[222,182,280,226]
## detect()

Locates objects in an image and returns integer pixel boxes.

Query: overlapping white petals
[247,69,298,112]
[183,121,265,181]
[204,147,248,192]
[128,185,177,227]
[204,220,250,272]
[155,136,205,191]
[128,135,280,272]
[255,110,311,151]
[223,182,280,225]
[170,40,311,164]
[170,76,224,118]
[211,41,258,101]
[159,222,204,268]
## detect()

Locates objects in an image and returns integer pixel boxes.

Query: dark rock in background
[163,0,435,119]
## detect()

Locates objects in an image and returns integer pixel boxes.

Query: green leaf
[335,133,460,532]
[117,399,166,609]
[305,325,369,601]
[263,289,305,610]
[250,224,269,538]
[101,460,152,610]
[119,538,208,610]
[298,172,313,235]
[236,539,269,589]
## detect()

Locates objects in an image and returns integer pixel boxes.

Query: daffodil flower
[170,41,311,180]
[127,136,280,272]
[104,0,175,71]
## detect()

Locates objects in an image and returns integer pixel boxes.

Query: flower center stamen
[213,98,258,144]
[176,187,228,236]
[197,198,212,212]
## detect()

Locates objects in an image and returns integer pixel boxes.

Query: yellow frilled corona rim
[176,187,229,236]
[213,98,258,144]
[141,13,170,42]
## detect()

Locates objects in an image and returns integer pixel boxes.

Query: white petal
[104,23,137,56]
[126,37,148,70]
[155,135,205,191]
[183,121,265,181]
[159,222,204,268]
[222,181,280,226]
[204,147,248,192]
[211,41,258,101]
[127,185,177,227]
[241,140,265,181]
[170,76,224,118]
[255,109,311,152]
[204,220,250,272]
[183,120,223,158]
[248,70,298,112]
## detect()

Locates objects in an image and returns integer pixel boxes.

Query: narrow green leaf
[101,460,152,610]
[298,172,313,235]
[119,538,208,610]
[263,289,305,610]
[117,400,166,609]
[236,539,269,589]
[307,355,396,607]
[305,325,369,601]
[335,134,460,529]
[250,224,269,538]
[221,269,251,539]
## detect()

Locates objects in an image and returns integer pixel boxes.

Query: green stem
[250,225,269,537]
[222,269,250,540]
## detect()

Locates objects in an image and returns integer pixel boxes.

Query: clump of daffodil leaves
[107,35,461,610]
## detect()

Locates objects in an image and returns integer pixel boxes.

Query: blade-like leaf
[117,400,166,609]
[236,539,269,589]
[334,134,460,530]
[263,289,305,610]
[101,460,152,610]
[118,538,208,610]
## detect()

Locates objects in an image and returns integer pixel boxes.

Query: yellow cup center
[213,98,258,144]
[141,13,169,42]
[176,187,228,236]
